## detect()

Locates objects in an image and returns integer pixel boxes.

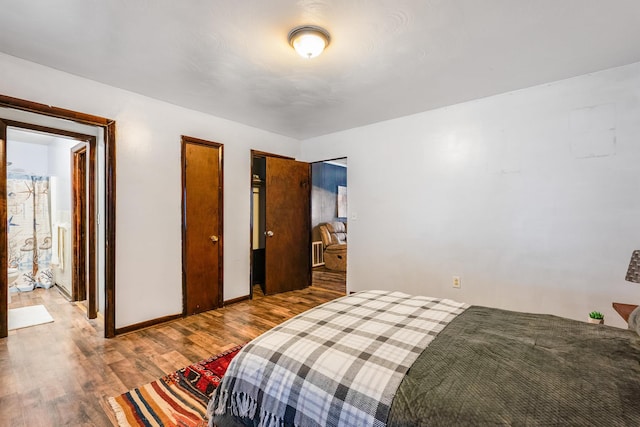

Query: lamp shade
[625,250,640,283]
[288,26,330,59]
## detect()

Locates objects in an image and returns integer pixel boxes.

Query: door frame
[181,135,224,314]
[0,94,116,338]
[309,157,348,285]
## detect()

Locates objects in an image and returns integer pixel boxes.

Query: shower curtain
[7,173,52,275]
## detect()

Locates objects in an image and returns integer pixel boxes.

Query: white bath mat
[8,305,54,331]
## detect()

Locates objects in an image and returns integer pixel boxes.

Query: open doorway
[5,125,98,331]
[310,158,347,294]
[0,95,116,339]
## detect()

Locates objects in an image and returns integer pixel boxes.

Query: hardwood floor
[0,285,344,426]
[312,266,346,293]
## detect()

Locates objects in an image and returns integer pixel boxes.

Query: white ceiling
[1,1,639,140]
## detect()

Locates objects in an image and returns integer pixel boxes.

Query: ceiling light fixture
[288,25,330,59]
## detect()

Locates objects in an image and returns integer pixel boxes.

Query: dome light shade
[288,25,330,59]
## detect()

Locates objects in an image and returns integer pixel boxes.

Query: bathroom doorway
[0,95,116,339]
[3,122,100,333]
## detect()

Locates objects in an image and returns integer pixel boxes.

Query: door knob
[265,230,274,237]
[209,235,219,243]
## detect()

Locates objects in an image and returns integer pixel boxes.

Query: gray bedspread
[387,306,640,426]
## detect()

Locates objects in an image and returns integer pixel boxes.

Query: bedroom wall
[0,52,298,328]
[300,61,640,328]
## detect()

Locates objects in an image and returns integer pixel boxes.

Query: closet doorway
[250,151,310,296]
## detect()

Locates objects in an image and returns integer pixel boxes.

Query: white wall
[301,61,640,328]
[6,140,49,176]
[0,52,298,328]
[47,138,77,210]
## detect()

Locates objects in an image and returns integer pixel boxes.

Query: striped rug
[108,344,244,427]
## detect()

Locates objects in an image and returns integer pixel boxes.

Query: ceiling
[1,1,639,140]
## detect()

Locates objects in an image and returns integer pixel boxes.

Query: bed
[207,290,640,426]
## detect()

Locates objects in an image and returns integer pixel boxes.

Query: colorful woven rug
[109,344,244,427]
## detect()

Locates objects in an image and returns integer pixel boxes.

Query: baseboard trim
[224,294,250,306]
[115,313,183,336]
[55,283,72,301]
[114,296,251,336]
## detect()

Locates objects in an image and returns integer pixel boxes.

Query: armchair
[318,222,347,271]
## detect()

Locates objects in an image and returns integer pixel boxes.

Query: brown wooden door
[182,136,223,315]
[264,157,311,294]
[71,141,97,319]
[0,119,7,338]
[72,144,87,303]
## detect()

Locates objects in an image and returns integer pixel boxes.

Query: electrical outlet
[452,276,461,288]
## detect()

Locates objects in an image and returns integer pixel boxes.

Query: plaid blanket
[207,290,468,427]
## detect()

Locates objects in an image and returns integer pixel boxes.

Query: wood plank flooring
[0,285,344,426]
[312,266,347,293]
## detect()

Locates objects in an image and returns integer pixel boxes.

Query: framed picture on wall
[337,185,347,218]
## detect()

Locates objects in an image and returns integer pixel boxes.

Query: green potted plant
[588,311,604,324]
